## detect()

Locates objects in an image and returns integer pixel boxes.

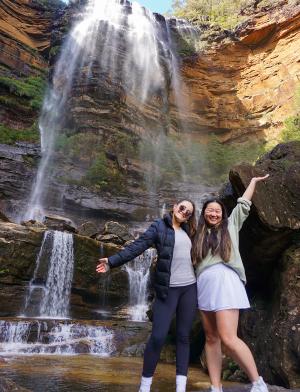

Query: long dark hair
[192,199,231,265]
[170,199,197,238]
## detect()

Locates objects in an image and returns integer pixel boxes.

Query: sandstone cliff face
[0,0,60,133]
[0,0,52,72]
[179,0,300,143]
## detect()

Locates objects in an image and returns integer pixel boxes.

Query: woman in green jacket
[192,175,269,392]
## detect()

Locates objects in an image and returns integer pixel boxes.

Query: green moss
[49,46,61,59]
[0,124,39,145]
[84,152,125,193]
[0,76,47,111]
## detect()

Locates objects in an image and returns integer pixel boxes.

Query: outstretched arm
[242,174,269,201]
[96,221,158,274]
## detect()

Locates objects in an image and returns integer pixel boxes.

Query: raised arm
[242,174,269,201]
[229,174,269,230]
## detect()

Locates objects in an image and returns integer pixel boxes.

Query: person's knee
[149,333,166,350]
[177,333,189,346]
[219,333,237,349]
[205,332,220,346]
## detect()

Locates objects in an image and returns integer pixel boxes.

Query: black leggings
[142,283,197,377]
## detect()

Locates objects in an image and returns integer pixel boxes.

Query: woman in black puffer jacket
[96,200,197,392]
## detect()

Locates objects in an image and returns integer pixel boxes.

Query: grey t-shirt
[170,228,196,287]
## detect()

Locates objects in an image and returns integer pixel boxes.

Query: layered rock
[179,0,300,142]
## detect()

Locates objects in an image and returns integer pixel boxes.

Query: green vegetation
[280,86,300,142]
[0,76,47,111]
[84,152,124,192]
[280,117,300,142]
[140,133,265,186]
[169,0,252,29]
[0,124,39,145]
[54,131,128,193]
[49,46,61,60]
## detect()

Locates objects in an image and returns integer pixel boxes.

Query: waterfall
[22,231,52,317]
[20,0,200,222]
[22,231,74,319]
[123,248,156,322]
[0,320,114,356]
[40,231,74,318]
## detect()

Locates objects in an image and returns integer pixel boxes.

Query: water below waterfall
[0,356,212,392]
[0,319,114,356]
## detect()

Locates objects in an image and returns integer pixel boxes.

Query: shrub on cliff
[169,0,251,29]
[280,86,300,142]
[0,124,39,144]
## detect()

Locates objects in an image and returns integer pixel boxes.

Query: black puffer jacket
[108,213,190,300]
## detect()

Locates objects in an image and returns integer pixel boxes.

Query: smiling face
[173,200,194,223]
[204,202,223,227]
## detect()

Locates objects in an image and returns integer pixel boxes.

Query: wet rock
[0,220,130,319]
[0,377,31,391]
[21,220,47,230]
[43,214,77,233]
[102,221,134,244]
[0,210,10,222]
[77,221,99,237]
[0,143,40,220]
[97,233,125,245]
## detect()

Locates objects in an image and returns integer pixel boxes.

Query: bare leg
[200,310,222,388]
[216,309,259,382]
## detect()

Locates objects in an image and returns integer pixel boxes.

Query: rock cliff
[179,0,300,143]
[222,141,300,388]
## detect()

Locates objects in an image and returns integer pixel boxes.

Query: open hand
[251,174,269,183]
[96,257,109,273]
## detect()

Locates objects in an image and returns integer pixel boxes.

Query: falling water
[22,231,74,319]
[21,0,176,221]
[40,231,74,318]
[22,231,52,317]
[123,248,156,322]
[20,0,200,222]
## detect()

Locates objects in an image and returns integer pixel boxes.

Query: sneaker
[210,386,223,392]
[250,376,269,392]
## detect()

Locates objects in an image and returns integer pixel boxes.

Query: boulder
[98,221,134,245]
[77,221,99,237]
[43,214,77,233]
[220,141,300,388]
[239,245,300,388]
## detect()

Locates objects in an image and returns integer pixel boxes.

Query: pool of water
[0,356,213,391]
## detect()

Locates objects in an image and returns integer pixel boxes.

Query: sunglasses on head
[178,204,192,218]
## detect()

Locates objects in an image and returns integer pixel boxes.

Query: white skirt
[197,263,250,312]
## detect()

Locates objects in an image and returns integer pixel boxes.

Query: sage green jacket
[195,197,252,283]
